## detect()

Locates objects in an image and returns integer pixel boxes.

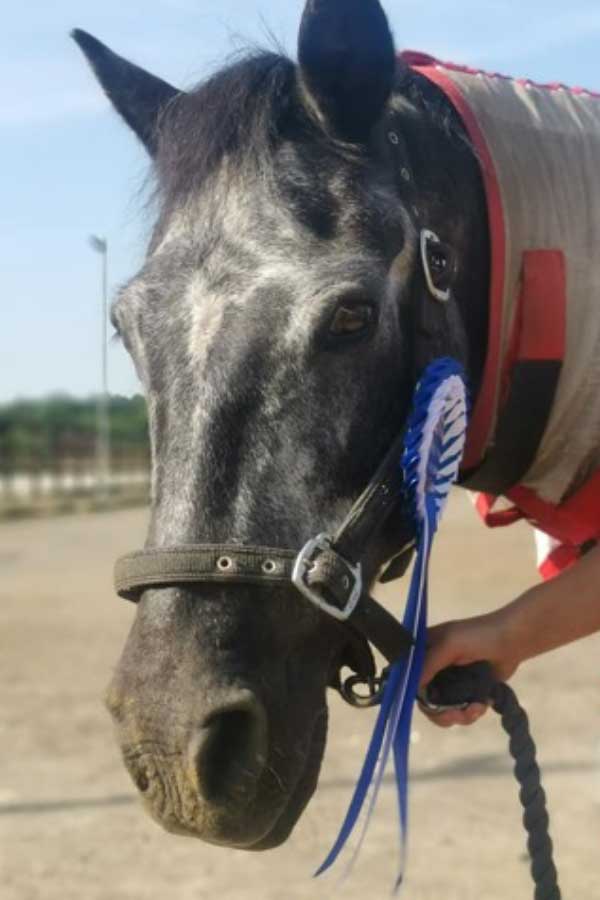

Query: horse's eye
[329,303,375,338]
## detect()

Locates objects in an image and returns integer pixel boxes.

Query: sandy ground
[2,493,600,900]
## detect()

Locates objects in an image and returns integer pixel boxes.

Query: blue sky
[3,0,600,402]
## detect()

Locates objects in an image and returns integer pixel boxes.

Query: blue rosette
[316,358,468,890]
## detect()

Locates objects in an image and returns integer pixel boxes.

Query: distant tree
[0,395,149,471]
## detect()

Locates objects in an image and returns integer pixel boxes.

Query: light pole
[88,235,110,505]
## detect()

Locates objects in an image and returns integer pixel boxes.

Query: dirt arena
[2,494,600,899]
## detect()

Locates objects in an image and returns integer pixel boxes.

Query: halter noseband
[115,420,417,704]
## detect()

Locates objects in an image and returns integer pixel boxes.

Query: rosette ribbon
[316,358,468,890]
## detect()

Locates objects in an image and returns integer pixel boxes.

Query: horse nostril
[135,771,150,793]
[189,691,268,806]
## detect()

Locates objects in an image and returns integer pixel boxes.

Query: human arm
[419,543,600,727]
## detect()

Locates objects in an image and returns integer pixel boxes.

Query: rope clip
[340,668,390,709]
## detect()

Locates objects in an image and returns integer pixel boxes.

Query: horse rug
[403,52,600,576]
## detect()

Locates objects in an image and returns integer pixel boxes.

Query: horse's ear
[71,29,181,156]
[297,0,395,142]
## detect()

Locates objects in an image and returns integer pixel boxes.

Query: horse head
[74,0,488,849]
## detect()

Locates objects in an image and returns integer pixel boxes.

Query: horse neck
[394,70,490,395]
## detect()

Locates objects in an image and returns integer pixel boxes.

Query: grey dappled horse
[74,0,489,849]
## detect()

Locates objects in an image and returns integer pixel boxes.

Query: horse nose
[189,690,268,806]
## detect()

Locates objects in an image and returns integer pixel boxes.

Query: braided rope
[491,683,561,900]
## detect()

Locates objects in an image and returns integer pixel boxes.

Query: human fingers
[419,623,464,689]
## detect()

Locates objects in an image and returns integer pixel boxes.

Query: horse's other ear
[71,29,180,156]
[297,0,395,142]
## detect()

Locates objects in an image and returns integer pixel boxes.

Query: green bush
[0,395,149,470]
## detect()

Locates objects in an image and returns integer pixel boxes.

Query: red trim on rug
[506,468,600,546]
[475,493,524,528]
[400,51,507,470]
[539,544,579,580]
[517,251,566,361]
[497,250,567,407]
[476,472,600,554]
[401,51,600,101]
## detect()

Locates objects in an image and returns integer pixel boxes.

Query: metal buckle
[292,533,362,622]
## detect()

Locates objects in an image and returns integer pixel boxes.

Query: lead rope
[492,682,561,900]
[426,662,561,900]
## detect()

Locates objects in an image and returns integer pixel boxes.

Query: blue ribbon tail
[314,663,403,876]
[389,503,434,889]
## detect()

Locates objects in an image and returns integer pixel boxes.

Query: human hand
[418,612,519,728]
[419,548,600,727]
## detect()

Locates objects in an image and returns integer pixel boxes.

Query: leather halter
[115,423,417,702]
[113,129,456,706]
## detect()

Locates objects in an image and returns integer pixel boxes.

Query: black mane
[156,52,300,208]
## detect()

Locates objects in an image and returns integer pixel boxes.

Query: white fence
[1,470,149,500]
[0,464,150,516]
